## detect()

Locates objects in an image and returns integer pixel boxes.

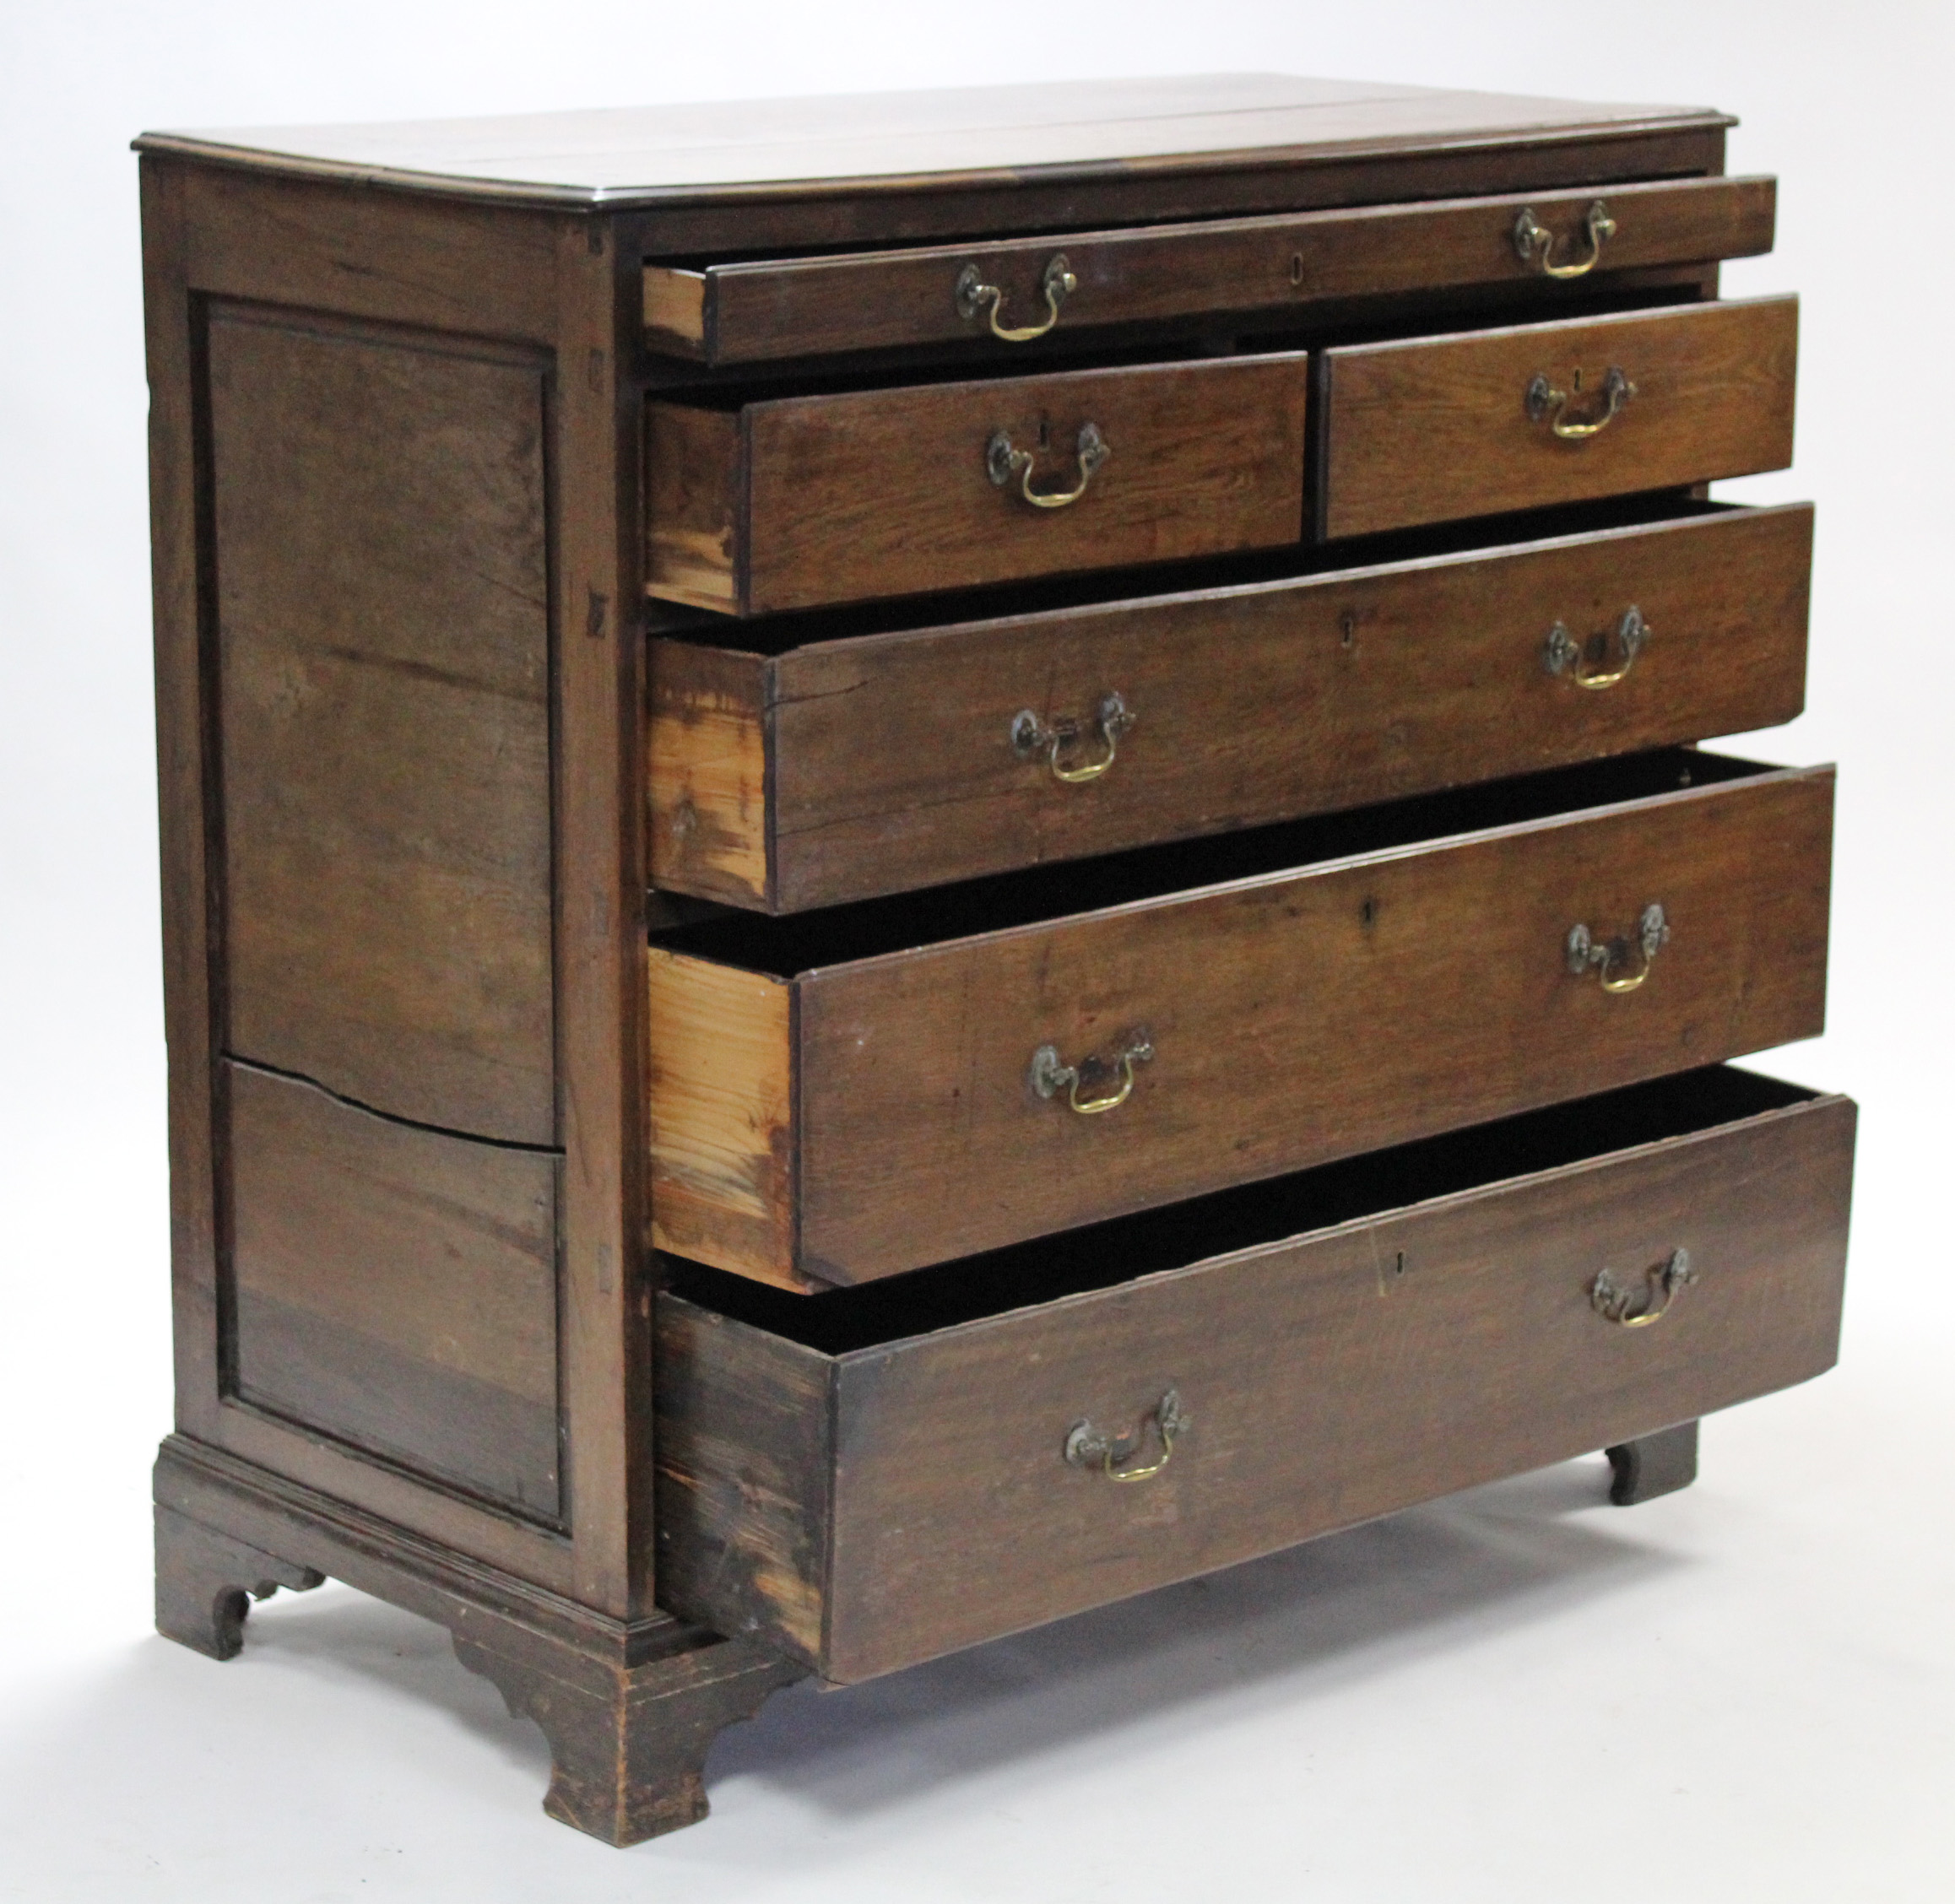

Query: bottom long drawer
[654,1065,1854,1683]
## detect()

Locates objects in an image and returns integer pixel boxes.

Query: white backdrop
[3,4,1951,1899]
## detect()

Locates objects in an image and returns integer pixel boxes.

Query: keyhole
[1573,366,1584,392]
[1290,252,1304,287]
[1360,895,1377,928]
[1340,610,1358,650]
[1393,1251,1406,1278]
[1037,416,1051,452]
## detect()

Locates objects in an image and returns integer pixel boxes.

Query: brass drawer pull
[1525,365,1635,440]
[1567,902,1670,993]
[1545,606,1649,689]
[988,421,1110,509]
[1513,199,1617,279]
[1065,1387,1188,1483]
[956,252,1077,342]
[1011,692,1135,783]
[1031,1030,1153,1114]
[1591,1248,1697,1328]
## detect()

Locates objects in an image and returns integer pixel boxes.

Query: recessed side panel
[208,305,555,1144]
[225,1059,563,1523]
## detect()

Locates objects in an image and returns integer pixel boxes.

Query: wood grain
[138,75,1729,205]
[209,304,556,1144]
[645,403,741,611]
[647,354,1309,615]
[655,1079,1854,1680]
[643,756,1832,1285]
[653,1305,831,1658]
[649,176,1774,364]
[1320,295,1797,538]
[225,1060,562,1522]
[649,502,1812,913]
[647,642,771,906]
[646,949,799,1288]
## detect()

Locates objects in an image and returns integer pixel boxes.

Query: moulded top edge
[133,73,1732,208]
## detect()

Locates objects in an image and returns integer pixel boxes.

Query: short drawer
[651,500,1812,912]
[1319,295,1797,538]
[647,749,1832,1289]
[643,176,1777,364]
[654,1066,1855,1680]
[644,353,1309,615]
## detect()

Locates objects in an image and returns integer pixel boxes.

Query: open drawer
[647,748,1832,1289]
[1318,294,1797,538]
[645,351,1309,615]
[650,500,1813,912]
[654,1065,1855,1681]
[643,176,1776,364]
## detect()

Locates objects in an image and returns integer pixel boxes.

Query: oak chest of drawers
[138,73,1853,1844]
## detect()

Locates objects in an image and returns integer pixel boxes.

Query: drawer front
[650,504,1812,911]
[797,763,1831,1281]
[644,176,1776,364]
[1319,295,1797,538]
[656,1082,1855,1680]
[646,353,1309,615]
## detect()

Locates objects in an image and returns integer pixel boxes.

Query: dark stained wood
[647,354,1309,615]
[1606,1420,1699,1503]
[138,75,1731,208]
[141,155,228,1446]
[621,125,1732,259]
[648,175,1776,364]
[208,303,555,1144]
[224,1060,562,1521]
[1320,295,1797,538]
[655,1082,1854,1680]
[646,755,1833,1286]
[653,1305,831,1656]
[154,1503,325,1659]
[153,1436,805,1846]
[651,503,1813,913]
[180,165,559,342]
[550,214,660,1619]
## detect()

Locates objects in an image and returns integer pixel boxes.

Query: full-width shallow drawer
[1318,295,1796,538]
[644,353,1309,615]
[654,1066,1855,1680]
[650,500,1812,912]
[643,176,1776,364]
[647,749,1831,1288]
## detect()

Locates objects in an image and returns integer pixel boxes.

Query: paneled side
[208,305,555,1144]
[225,1059,562,1522]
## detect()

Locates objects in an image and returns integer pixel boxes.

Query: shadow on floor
[213,1452,1685,1823]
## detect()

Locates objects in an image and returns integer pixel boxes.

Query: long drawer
[643,176,1776,364]
[654,1066,1855,1681]
[645,353,1309,614]
[650,501,1812,912]
[1319,295,1796,538]
[647,749,1831,1288]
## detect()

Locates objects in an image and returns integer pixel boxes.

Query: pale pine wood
[646,950,799,1288]
[647,643,770,906]
[643,268,707,349]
